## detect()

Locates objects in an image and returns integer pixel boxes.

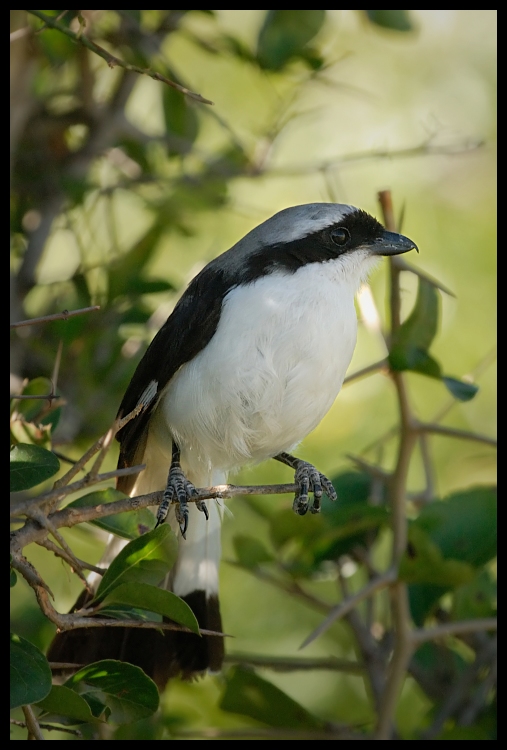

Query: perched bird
[48,203,416,687]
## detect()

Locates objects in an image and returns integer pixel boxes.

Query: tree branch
[300,569,397,649]
[26,10,213,105]
[10,306,100,328]
[21,704,45,741]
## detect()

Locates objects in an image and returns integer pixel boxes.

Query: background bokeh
[11,10,496,739]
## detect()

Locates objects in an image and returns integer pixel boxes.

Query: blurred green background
[11,10,496,739]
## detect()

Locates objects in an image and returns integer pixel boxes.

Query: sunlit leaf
[100,582,200,633]
[64,660,159,724]
[94,525,178,602]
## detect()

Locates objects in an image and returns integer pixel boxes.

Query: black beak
[372,230,418,256]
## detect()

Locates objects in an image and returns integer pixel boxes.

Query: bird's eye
[330,228,350,246]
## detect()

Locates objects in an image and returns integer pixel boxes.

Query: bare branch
[10,306,100,328]
[417,422,497,447]
[343,359,387,386]
[300,569,397,649]
[26,11,213,105]
[375,190,418,740]
[11,719,82,737]
[11,549,226,637]
[21,705,45,741]
[223,653,366,673]
[411,618,497,646]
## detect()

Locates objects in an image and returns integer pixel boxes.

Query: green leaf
[232,535,274,567]
[108,224,166,301]
[408,583,449,626]
[256,10,325,70]
[36,684,101,725]
[67,488,155,540]
[442,376,479,402]
[220,666,325,729]
[10,569,17,587]
[452,570,497,621]
[64,660,159,724]
[100,582,200,634]
[94,525,178,602]
[415,487,497,567]
[162,83,199,152]
[10,443,60,491]
[365,10,414,32]
[10,633,52,709]
[389,278,441,376]
[95,604,162,623]
[400,526,475,586]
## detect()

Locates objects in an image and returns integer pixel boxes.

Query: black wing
[116,264,232,493]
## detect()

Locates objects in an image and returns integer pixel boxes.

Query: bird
[47,202,417,688]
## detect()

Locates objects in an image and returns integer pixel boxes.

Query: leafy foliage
[10,8,496,742]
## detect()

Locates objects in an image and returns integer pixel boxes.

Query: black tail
[47,589,223,689]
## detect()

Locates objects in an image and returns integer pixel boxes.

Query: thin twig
[10,306,100,328]
[228,561,332,615]
[26,10,213,105]
[268,137,484,178]
[223,653,365,673]
[411,618,497,646]
[417,422,497,447]
[343,359,387,386]
[300,569,397,649]
[11,464,146,517]
[392,256,455,297]
[21,704,45,741]
[36,538,96,587]
[11,719,82,737]
[173,728,357,740]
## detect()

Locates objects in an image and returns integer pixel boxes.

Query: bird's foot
[292,460,337,515]
[274,453,337,515]
[156,464,208,538]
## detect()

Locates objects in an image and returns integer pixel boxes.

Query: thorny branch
[10,184,496,738]
[26,11,213,105]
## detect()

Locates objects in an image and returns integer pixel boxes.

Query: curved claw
[292,460,337,515]
[157,464,200,537]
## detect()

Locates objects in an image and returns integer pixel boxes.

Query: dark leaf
[442,376,479,401]
[365,10,414,32]
[256,10,326,70]
[10,443,60,491]
[389,278,441,376]
[10,633,52,709]
[220,666,325,729]
[400,526,475,586]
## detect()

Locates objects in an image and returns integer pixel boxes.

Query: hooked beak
[371,229,418,256]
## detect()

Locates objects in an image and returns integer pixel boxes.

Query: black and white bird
[48,203,416,687]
